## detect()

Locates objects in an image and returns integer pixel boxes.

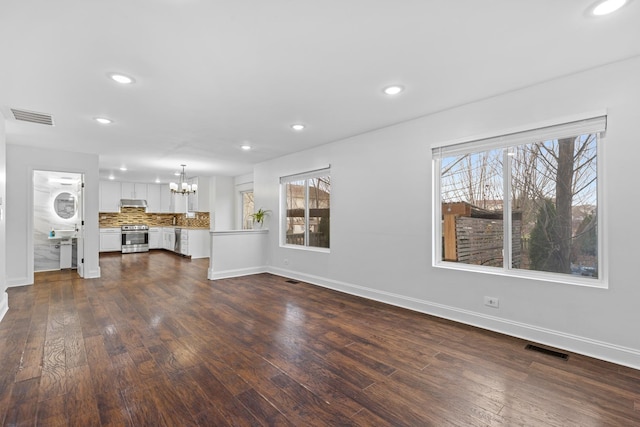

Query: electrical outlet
[484,296,499,308]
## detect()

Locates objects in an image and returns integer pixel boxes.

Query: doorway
[33,170,85,275]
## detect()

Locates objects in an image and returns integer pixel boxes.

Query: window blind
[432,114,606,159]
[280,166,331,184]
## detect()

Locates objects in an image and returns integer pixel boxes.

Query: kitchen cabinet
[187,176,209,212]
[162,227,175,251]
[160,185,173,213]
[187,178,198,212]
[172,228,209,258]
[173,193,187,214]
[99,228,121,252]
[146,184,162,213]
[179,229,189,256]
[121,182,148,200]
[99,181,121,213]
[149,227,161,249]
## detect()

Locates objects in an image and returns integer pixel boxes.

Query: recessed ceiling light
[155,178,161,183]
[108,175,115,180]
[108,73,135,84]
[241,144,252,151]
[383,85,404,95]
[174,171,181,176]
[119,166,127,171]
[95,117,113,125]
[591,0,628,15]
[291,124,305,131]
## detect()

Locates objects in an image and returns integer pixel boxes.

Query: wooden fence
[454,217,521,267]
[443,202,521,267]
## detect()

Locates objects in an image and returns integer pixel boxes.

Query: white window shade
[432,114,607,158]
[280,167,331,184]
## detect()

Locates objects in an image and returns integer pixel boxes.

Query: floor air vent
[11,108,54,126]
[525,344,569,360]
[285,279,300,284]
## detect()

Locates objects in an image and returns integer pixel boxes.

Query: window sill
[280,244,330,254]
[433,260,607,289]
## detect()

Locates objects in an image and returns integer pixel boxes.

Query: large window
[433,114,606,286]
[281,168,331,249]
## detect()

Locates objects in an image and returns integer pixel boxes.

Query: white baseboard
[208,266,267,280]
[268,266,640,370]
[0,292,8,323]
[84,267,101,279]
[7,276,31,287]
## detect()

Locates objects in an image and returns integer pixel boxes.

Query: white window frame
[280,167,331,252]
[431,111,607,288]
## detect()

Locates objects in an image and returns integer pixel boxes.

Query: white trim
[208,266,268,280]
[0,292,8,323]
[433,261,607,288]
[279,244,330,254]
[84,267,101,279]
[210,229,268,236]
[266,266,640,370]
[7,276,31,287]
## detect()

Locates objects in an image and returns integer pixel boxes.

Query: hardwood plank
[38,336,66,402]
[185,363,262,427]
[0,252,637,426]
[65,365,101,427]
[36,395,67,427]
[2,378,40,426]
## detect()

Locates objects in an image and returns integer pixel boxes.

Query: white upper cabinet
[99,179,209,213]
[146,184,162,213]
[160,185,175,213]
[187,177,198,212]
[99,181,121,213]
[187,176,210,212]
[121,182,148,200]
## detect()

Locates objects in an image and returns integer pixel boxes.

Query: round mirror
[54,192,76,219]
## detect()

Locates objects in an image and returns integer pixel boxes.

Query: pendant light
[169,164,197,195]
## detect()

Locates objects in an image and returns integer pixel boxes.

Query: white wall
[255,56,640,369]
[211,176,235,230]
[6,145,100,286]
[0,115,7,321]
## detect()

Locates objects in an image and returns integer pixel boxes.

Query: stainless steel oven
[121,224,149,253]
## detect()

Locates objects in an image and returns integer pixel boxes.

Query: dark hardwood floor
[1,251,639,426]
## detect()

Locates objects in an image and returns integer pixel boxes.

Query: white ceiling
[1,1,639,183]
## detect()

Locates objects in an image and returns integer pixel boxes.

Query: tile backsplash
[100,208,210,228]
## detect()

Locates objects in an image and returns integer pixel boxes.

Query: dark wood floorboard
[1,251,639,426]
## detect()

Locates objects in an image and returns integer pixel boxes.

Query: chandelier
[169,164,197,195]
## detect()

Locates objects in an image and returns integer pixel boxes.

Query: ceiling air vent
[11,108,54,126]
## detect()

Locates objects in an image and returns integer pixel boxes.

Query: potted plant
[250,208,271,229]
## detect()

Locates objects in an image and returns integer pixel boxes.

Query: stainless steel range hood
[120,199,148,209]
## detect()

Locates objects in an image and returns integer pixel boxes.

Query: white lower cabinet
[99,228,121,252]
[149,228,161,249]
[162,228,175,251]
[179,230,189,256]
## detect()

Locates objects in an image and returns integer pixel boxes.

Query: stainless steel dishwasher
[174,228,181,253]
